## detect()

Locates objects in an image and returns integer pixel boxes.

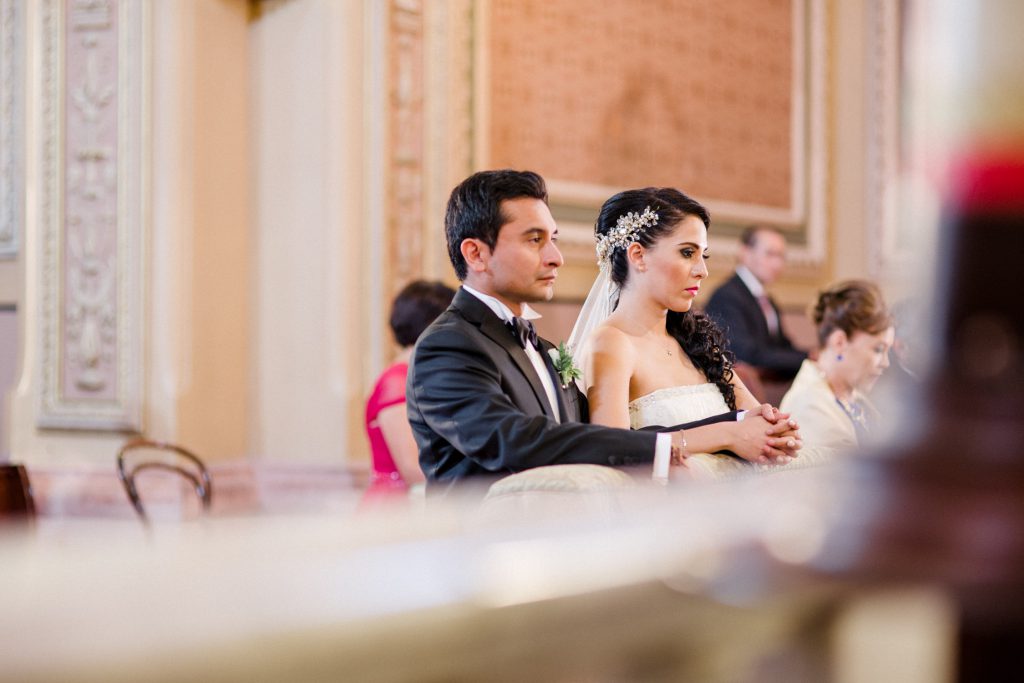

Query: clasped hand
[737,403,802,465]
[668,403,802,467]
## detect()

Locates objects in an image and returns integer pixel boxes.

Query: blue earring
[836,353,844,361]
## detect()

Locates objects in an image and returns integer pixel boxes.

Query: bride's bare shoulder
[584,323,636,389]
[588,323,636,358]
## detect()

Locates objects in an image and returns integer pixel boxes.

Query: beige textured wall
[478,0,842,319]
[2,0,904,470]
[488,0,794,210]
[248,0,379,465]
[829,0,870,284]
[0,262,16,305]
[172,0,252,460]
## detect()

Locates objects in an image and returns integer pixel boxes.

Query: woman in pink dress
[361,280,455,508]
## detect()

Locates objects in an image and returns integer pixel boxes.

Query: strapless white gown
[628,384,729,430]
[628,383,834,480]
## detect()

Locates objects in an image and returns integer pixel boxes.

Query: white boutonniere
[548,342,582,388]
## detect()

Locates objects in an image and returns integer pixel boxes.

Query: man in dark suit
[406,170,693,496]
[705,225,807,380]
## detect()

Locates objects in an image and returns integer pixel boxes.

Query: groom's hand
[669,430,688,466]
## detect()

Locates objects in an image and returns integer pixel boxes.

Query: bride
[569,187,803,474]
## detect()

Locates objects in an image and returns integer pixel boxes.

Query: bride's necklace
[656,336,676,357]
[637,322,677,357]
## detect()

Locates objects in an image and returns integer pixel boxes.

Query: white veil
[568,204,658,391]
[566,264,620,391]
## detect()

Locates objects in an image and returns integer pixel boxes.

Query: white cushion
[486,464,636,495]
[479,464,637,521]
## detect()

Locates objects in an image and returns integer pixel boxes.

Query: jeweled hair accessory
[595,206,659,267]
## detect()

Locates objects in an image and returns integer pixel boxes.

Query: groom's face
[484,198,563,308]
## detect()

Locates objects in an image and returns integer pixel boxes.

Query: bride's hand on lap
[730,416,800,464]
[765,418,801,440]
[764,420,802,460]
[755,403,798,431]
[767,435,802,459]
[757,403,781,422]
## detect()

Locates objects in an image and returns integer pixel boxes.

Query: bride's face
[634,215,709,312]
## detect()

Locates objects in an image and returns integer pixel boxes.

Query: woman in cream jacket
[780,281,894,451]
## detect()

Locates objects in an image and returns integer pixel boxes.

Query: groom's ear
[461,238,491,274]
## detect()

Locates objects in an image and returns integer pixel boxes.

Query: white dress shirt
[736,265,781,335]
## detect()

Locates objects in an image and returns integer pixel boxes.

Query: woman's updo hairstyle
[813,280,894,347]
[595,187,710,288]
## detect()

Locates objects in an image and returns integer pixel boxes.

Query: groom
[406,169,691,496]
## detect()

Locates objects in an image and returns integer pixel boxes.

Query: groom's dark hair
[445,169,548,280]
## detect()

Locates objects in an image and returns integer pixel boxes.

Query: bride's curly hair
[596,187,737,410]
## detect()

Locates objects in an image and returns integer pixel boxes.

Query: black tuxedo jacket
[406,288,659,496]
[705,273,806,377]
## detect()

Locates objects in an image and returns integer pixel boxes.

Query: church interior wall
[1,0,907,484]
[167,0,253,462]
[247,0,380,466]
[2,3,1023,678]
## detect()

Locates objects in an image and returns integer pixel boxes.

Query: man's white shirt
[735,265,780,336]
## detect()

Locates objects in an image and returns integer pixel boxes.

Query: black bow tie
[507,317,540,350]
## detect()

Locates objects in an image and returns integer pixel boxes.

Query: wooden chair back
[116,439,212,521]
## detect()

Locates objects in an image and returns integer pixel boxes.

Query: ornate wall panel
[866,0,916,280]
[422,0,475,282]
[0,0,23,258]
[37,0,146,430]
[476,0,827,268]
[387,0,425,296]
[389,0,477,289]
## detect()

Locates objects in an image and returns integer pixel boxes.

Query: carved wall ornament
[866,0,915,280]
[37,0,146,430]
[387,0,425,297]
[1,0,23,258]
[422,0,475,279]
